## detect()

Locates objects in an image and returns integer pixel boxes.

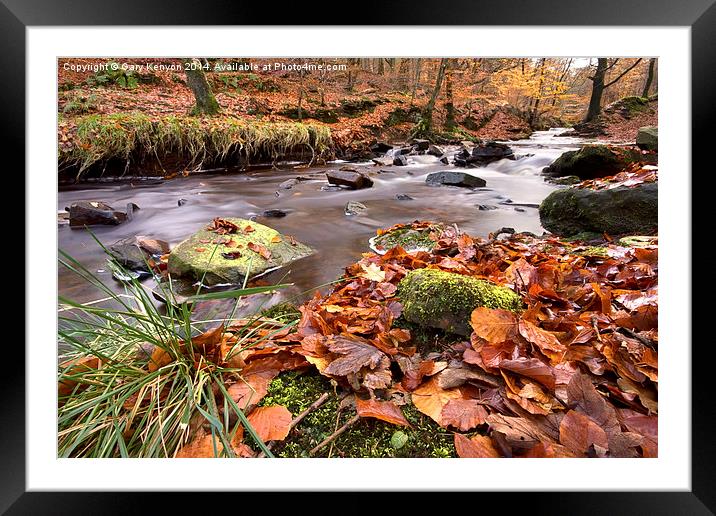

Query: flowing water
[58,129,585,313]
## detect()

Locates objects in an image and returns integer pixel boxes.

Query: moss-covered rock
[542,145,623,180]
[617,235,658,247]
[168,218,313,285]
[636,126,658,151]
[397,268,523,337]
[259,371,455,458]
[539,183,658,237]
[369,224,444,254]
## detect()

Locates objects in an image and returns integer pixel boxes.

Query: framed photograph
[8,0,714,511]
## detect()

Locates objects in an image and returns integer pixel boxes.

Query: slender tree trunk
[642,58,656,97]
[297,70,304,121]
[444,61,456,131]
[183,58,220,115]
[421,58,448,133]
[584,58,607,122]
[410,59,422,105]
[530,58,546,125]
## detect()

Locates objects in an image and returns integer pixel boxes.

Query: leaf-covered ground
[171,221,657,458]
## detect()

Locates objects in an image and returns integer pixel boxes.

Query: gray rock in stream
[109,236,170,271]
[426,171,486,188]
[393,155,408,166]
[68,201,138,228]
[344,201,368,216]
[427,144,444,157]
[326,170,373,189]
[539,182,658,237]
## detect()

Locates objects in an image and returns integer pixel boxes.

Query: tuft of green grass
[57,237,294,458]
[59,114,333,179]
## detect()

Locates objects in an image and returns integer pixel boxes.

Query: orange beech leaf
[246,405,292,441]
[247,242,272,260]
[58,356,101,397]
[355,398,411,427]
[523,442,577,458]
[411,376,465,426]
[454,433,500,458]
[440,399,488,431]
[559,410,609,455]
[470,307,518,344]
[517,319,565,359]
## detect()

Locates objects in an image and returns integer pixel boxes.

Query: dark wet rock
[411,139,430,151]
[514,207,526,212]
[476,204,498,211]
[393,155,408,166]
[438,155,449,165]
[398,268,522,337]
[326,170,374,189]
[546,175,582,186]
[377,169,396,174]
[168,218,314,285]
[427,144,444,157]
[542,145,623,179]
[370,142,393,154]
[539,182,658,237]
[500,199,513,204]
[262,209,287,218]
[279,175,311,190]
[178,198,188,206]
[371,157,393,166]
[636,126,658,151]
[394,146,414,156]
[426,171,486,188]
[339,165,359,172]
[470,141,515,164]
[395,193,414,201]
[109,236,170,271]
[344,201,368,216]
[68,201,137,228]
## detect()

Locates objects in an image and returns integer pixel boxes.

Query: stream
[58,129,587,315]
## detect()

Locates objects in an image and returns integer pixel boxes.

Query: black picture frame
[7,0,714,512]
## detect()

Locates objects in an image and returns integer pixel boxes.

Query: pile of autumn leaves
[174,222,657,458]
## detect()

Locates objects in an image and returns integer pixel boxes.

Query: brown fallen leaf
[355,397,411,427]
[440,399,488,431]
[271,235,282,243]
[222,251,242,260]
[470,307,518,344]
[454,433,500,458]
[559,410,609,456]
[323,336,387,377]
[411,376,465,426]
[517,319,565,360]
[246,405,292,441]
[58,356,101,398]
[194,247,206,253]
[243,225,255,234]
[247,242,272,260]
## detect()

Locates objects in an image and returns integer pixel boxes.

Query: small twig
[591,316,603,343]
[617,326,656,349]
[257,392,330,458]
[309,414,360,456]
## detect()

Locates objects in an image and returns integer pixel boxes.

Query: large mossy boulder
[542,145,623,180]
[539,183,657,237]
[636,126,658,151]
[398,268,523,337]
[168,218,313,285]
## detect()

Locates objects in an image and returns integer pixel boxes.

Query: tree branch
[604,59,643,88]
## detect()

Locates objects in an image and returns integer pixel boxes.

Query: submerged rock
[178,198,188,206]
[344,201,368,216]
[470,141,515,164]
[398,268,523,336]
[393,155,408,166]
[427,144,444,157]
[370,142,393,154]
[542,145,623,179]
[262,209,288,218]
[438,155,450,165]
[426,171,486,188]
[395,193,414,201]
[539,183,658,237]
[411,139,430,151]
[636,126,658,151]
[68,201,138,228]
[168,218,314,285]
[326,170,374,189]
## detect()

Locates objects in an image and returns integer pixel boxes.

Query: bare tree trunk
[183,58,220,115]
[444,61,456,131]
[642,58,656,97]
[530,58,546,126]
[421,58,448,133]
[584,58,607,122]
[297,70,304,121]
[410,59,422,106]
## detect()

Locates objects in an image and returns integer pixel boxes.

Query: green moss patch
[398,268,523,337]
[167,218,314,285]
[260,371,456,458]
